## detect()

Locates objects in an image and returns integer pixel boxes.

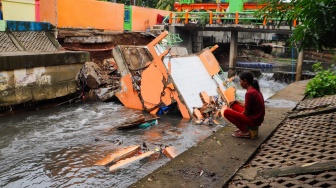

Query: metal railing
[168,11,296,26]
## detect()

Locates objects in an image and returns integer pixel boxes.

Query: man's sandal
[232,130,251,138]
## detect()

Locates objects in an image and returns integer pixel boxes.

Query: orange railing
[169,11,295,27]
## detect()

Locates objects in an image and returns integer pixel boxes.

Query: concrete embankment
[0,21,89,110]
[0,51,89,107]
[131,80,309,187]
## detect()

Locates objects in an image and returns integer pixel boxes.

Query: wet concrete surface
[131,80,309,188]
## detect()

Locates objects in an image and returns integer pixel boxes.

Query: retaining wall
[0,21,89,107]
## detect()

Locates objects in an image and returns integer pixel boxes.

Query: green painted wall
[124,6,132,31]
[0,20,6,31]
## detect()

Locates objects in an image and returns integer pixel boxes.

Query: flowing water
[0,74,287,188]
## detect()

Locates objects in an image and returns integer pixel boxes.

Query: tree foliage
[99,0,159,8]
[256,0,336,51]
[156,0,176,11]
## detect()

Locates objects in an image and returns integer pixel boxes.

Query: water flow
[224,73,287,100]
[0,73,287,188]
[0,103,220,188]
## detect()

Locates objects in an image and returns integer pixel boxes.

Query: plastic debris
[217,140,222,146]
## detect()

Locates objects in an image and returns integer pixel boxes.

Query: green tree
[98,0,158,8]
[256,0,336,50]
[156,0,177,10]
[145,0,159,8]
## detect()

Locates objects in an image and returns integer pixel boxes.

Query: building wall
[131,6,170,32]
[2,0,35,21]
[40,0,124,31]
[1,0,172,32]
[39,0,56,25]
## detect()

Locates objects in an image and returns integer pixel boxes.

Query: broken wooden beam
[163,146,178,159]
[116,117,160,130]
[95,145,141,166]
[109,151,155,171]
[122,114,145,125]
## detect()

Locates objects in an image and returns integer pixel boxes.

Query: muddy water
[0,74,286,188]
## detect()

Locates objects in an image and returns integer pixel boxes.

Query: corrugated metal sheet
[0,32,20,52]
[13,31,57,52]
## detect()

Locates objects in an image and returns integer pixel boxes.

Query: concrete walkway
[131,80,310,188]
[230,94,336,187]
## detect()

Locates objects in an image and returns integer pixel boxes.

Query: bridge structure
[164,0,301,78]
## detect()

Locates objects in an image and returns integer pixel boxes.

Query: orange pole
[209,11,213,25]
[185,12,189,24]
[169,12,172,24]
[235,11,238,25]
[210,44,219,52]
[293,19,297,26]
[263,18,266,26]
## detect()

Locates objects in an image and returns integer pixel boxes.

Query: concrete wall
[0,64,82,106]
[131,6,170,32]
[2,0,35,21]
[0,51,89,107]
[39,0,57,25]
[1,0,169,32]
[39,0,170,32]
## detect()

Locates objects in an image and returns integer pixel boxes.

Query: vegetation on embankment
[305,63,336,98]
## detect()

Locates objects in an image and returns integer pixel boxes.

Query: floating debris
[95,145,141,166]
[109,151,154,171]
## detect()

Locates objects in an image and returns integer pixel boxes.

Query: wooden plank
[122,114,145,124]
[116,117,160,130]
[193,108,204,119]
[200,91,210,104]
[109,151,155,171]
[223,86,236,104]
[95,145,141,166]
[163,146,178,159]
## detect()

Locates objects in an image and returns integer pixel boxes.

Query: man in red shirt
[224,71,265,138]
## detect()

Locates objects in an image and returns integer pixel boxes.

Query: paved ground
[229,95,336,187]
[130,80,335,188]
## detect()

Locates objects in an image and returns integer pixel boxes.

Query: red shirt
[244,88,265,126]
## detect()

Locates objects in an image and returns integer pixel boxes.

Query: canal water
[0,74,286,188]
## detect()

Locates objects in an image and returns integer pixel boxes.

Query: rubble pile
[193,78,237,125]
[78,59,121,101]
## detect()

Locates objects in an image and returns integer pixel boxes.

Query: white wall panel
[168,56,218,113]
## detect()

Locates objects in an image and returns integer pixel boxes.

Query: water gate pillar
[191,31,203,53]
[168,25,192,53]
[228,30,238,78]
[295,49,304,81]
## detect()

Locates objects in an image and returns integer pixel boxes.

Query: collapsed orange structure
[113,31,236,120]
